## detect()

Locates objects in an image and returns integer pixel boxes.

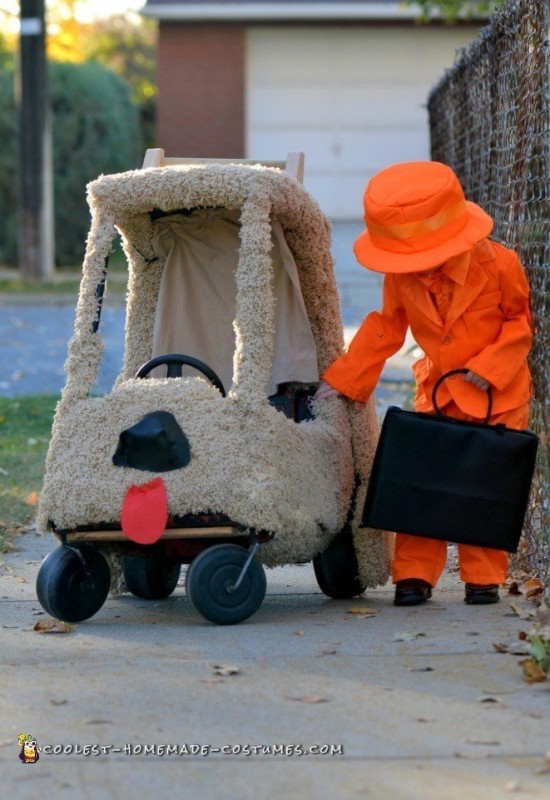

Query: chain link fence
[428,0,549,585]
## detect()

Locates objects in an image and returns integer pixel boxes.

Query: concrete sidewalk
[1,528,549,799]
[1,260,548,797]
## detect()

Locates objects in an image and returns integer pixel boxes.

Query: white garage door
[246,26,477,219]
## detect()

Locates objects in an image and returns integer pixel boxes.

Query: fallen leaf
[535,750,550,775]
[492,640,529,656]
[392,631,426,642]
[455,751,491,759]
[466,738,500,746]
[347,606,378,618]
[509,602,536,620]
[521,578,544,602]
[476,695,503,703]
[519,658,547,683]
[33,618,75,634]
[212,664,240,677]
[534,602,550,626]
[24,491,40,506]
[50,699,68,706]
[285,696,330,704]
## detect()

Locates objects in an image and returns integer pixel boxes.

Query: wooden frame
[142,148,305,184]
[65,526,248,543]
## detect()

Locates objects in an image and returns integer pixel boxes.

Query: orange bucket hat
[353,161,494,274]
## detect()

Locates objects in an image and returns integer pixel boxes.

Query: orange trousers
[392,401,530,587]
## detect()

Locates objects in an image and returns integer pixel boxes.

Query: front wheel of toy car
[185,544,266,625]
[122,554,181,599]
[36,545,111,622]
[313,526,366,599]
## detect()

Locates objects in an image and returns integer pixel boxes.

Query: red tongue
[121,478,168,544]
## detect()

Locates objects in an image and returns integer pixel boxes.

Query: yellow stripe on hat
[367,201,466,240]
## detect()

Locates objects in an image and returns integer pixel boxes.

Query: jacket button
[442,334,453,345]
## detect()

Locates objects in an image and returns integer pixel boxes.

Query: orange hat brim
[354,201,494,274]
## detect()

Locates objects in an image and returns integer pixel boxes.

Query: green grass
[0,277,82,295]
[0,243,129,295]
[0,395,59,551]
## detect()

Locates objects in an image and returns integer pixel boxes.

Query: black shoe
[464,583,500,604]
[394,579,432,606]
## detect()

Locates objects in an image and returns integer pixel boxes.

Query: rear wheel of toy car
[313,526,366,599]
[36,545,111,622]
[122,554,181,600]
[185,544,266,625]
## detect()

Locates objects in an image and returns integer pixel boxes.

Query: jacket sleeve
[322,274,408,402]
[465,248,532,391]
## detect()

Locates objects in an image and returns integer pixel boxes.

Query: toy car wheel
[313,526,366,599]
[122,554,181,600]
[185,544,266,625]
[36,545,111,622]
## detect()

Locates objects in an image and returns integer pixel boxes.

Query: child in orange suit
[315,161,532,606]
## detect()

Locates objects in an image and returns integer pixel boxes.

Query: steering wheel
[135,353,226,397]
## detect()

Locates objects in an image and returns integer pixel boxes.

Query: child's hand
[314,381,365,411]
[464,370,490,391]
[314,380,341,401]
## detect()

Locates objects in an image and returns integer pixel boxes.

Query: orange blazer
[323,239,532,418]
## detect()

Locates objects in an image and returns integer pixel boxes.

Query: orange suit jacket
[323,239,532,418]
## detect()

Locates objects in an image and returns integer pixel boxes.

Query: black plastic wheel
[185,544,266,625]
[122,554,181,600]
[36,545,111,622]
[313,526,366,599]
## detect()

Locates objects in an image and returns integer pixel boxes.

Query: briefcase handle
[432,368,493,424]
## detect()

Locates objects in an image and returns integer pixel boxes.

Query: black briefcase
[362,369,538,552]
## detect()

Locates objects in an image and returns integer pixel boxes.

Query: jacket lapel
[399,275,442,328]
[443,259,488,332]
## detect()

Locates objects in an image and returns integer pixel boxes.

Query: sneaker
[394,578,432,606]
[464,583,499,604]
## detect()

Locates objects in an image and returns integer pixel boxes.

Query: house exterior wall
[246,24,479,218]
[157,23,245,157]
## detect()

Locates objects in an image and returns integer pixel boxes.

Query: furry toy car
[36,150,392,625]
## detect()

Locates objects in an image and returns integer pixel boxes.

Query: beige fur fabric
[38,163,392,587]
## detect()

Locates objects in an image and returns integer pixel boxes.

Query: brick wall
[156,24,245,157]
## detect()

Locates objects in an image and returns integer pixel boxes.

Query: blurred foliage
[0,60,142,266]
[0,29,15,70]
[47,0,89,62]
[50,60,142,265]
[408,0,505,22]
[80,15,157,148]
[46,3,157,145]
[0,4,156,267]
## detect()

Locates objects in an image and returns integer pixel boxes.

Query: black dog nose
[112,411,191,472]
